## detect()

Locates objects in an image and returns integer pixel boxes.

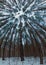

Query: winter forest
[0,0,46,65]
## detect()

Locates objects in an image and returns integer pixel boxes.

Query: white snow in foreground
[0,57,46,65]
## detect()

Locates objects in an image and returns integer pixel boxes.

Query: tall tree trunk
[19,22,24,61]
[19,32,24,61]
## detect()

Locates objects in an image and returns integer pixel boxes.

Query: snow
[0,57,46,65]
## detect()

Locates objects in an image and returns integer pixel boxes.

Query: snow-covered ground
[0,57,46,65]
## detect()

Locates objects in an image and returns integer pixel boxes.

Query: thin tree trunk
[20,32,24,61]
[13,42,15,57]
[19,22,24,61]
[20,43,24,61]
[2,47,5,60]
[8,43,11,58]
[40,48,43,64]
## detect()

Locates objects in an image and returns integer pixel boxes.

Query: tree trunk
[19,22,24,61]
[2,47,5,60]
[20,43,24,61]
[8,45,11,58]
[40,48,43,64]
[20,31,24,61]
[40,56,43,64]
[13,43,15,57]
